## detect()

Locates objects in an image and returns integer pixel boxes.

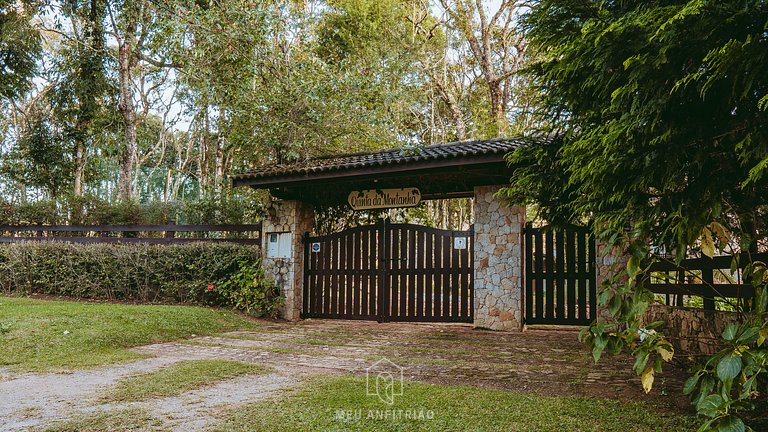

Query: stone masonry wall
[473,185,525,331]
[595,241,631,321]
[262,199,314,321]
[643,304,740,356]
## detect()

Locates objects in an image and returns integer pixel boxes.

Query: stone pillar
[262,199,314,321]
[595,241,631,321]
[473,185,525,331]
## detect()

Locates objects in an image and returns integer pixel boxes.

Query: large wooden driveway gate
[302,220,473,322]
[524,224,597,326]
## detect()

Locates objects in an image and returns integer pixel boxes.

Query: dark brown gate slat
[408,228,417,320]
[534,230,544,320]
[545,230,555,320]
[555,231,565,320]
[577,229,587,322]
[433,232,443,318]
[524,224,596,326]
[416,230,425,319]
[525,225,533,324]
[425,232,433,319]
[566,229,576,320]
[303,221,473,323]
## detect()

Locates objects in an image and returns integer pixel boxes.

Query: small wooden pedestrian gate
[302,220,473,322]
[524,224,596,326]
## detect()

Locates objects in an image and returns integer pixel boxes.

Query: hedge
[0,242,282,317]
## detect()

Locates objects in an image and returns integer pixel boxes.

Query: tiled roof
[232,137,532,182]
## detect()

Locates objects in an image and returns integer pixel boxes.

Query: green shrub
[0,242,281,316]
[218,259,283,317]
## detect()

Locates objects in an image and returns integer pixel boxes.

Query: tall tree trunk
[116,16,137,201]
[73,139,85,196]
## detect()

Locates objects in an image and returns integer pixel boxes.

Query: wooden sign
[348,188,421,210]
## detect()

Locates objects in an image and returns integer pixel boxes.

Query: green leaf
[627,255,641,279]
[758,328,768,346]
[722,323,738,341]
[684,373,700,395]
[697,394,723,418]
[716,415,746,432]
[716,353,742,382]
[701,227,715,258]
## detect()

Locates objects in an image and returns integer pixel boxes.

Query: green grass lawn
[44,407,167,432]
[214,377,697,432]
[102,360,271,402]
[0,295,258,372]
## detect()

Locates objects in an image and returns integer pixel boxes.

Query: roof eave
[231,153,508,189]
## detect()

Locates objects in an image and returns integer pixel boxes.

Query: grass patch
[214,376,697,432]
[0,296,258,372]
[103,360,271,402]
[44,407,166,432]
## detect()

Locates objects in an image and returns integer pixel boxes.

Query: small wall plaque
[453,237,467,250]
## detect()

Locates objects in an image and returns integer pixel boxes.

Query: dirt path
[0,320,691,431]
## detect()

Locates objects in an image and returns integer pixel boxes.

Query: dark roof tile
[231,137,532,182]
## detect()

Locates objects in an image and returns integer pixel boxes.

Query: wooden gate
[524,224,596,325]
[302,220,473,322]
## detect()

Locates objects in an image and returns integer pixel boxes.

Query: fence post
[702,257,715,311]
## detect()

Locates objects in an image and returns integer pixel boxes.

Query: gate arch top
[231,137,541,206]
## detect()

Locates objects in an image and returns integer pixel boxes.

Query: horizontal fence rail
[645,252,768,310]
[0,223,262,245]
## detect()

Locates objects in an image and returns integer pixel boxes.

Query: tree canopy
[504,0,768,258]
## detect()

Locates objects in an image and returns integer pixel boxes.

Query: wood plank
[338,233,347,316]
[323,237,332,316]
[577,229,587,321]
[555,230,565,321]
[534,229,544,321]
[647,283,754,298]
[331,237,339,317]
[434,230,443,318]
[302,234,310,317]
[408,228,417,319]
[588,234,596,320]
[346,231,354,316]
[566,229,576,320]
[416,229,425,318]
[451,234,460,318]
[524,225,533,324]
[353,230,361,317]
[460,233,470,319]
[545,230,555,320]
[442,234,451,320]
[425,231,433,319]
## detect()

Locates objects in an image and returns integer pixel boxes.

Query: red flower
[207,284,215,291]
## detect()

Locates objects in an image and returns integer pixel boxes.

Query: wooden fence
[0,223,262,245]
[645,252,768,310]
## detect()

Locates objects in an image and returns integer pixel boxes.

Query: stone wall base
[642,303,739,356]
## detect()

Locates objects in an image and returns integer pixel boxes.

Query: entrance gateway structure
[232,137,600,331]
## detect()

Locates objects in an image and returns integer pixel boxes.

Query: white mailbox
[266,232,292,259]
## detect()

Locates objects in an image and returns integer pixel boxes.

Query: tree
[436,0,529,137]
[0,0,40,101]
[504,1,768,430]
